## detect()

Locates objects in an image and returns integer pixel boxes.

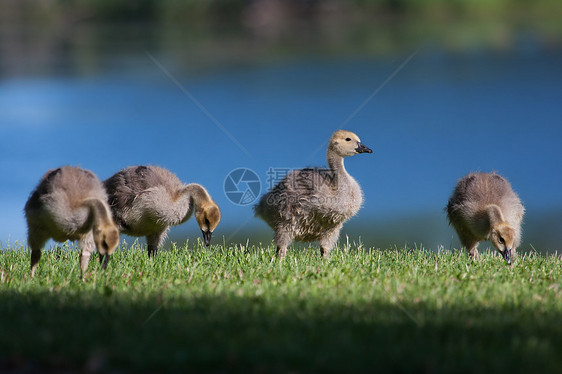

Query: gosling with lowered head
[25,166,120,276]
[104,165,221,256]
[446,172,524,264]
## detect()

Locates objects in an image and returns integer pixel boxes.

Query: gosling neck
[327,148,347,176]
[81,198,114,229]
[473,204,505,238]
[485,204,505,227]
[484,204,505,227]
[180,183,213,210]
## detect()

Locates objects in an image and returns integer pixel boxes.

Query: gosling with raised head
[446,172,525,264]
[254,130,372,258]
[25,166,120,276]
[104,165,221,256]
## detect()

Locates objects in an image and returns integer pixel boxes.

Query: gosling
[104,165,221,256]
[25,166,120,276]
[446,172,525,264]
[254,130,372,258]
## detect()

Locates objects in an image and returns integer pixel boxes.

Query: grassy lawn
[1,241,561,373]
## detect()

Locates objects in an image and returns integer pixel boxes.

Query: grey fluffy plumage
[104,165,221,256]
[24,166,119,276]
[446,172,525,264]
[254,130,372,258]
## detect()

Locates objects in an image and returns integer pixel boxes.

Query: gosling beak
[201,230,213,247]
[100,254,111,270]
[502,248,512,265]
[355,142,373,154]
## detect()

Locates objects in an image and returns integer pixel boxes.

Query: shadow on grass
[1,290,561,373]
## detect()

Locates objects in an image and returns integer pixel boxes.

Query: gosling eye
[345,137,351,142]
[499,236,505,245]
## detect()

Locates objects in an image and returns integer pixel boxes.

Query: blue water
[1,48,561,250]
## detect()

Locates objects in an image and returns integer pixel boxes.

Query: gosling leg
[457,230,479,261]
[275,230,292,258]
[29,232,47,277]
[318,225,342,259]
[147,244,158,257]
[147,231,166,257]
[30,249,42,278]
[79,232,95,275]
[467,242,479,261]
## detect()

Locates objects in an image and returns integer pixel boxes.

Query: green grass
[1,240,561,373]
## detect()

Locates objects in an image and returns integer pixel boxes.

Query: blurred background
[1,0,561,253]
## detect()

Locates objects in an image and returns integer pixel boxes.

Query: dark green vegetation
[4,0,562,77]
[1,241,561,373]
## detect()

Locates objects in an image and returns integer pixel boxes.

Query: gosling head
[329,130,372,157]
[490,222,515,264]
[195,202,221,246]
[93,223,120,269]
